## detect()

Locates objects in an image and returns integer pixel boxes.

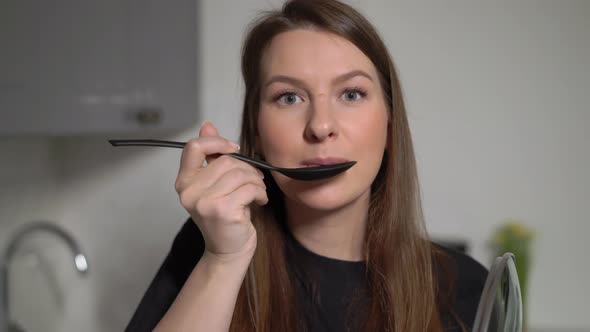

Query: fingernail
[230,141,240,150]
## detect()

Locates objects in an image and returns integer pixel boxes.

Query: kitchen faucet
[0,221,89,332]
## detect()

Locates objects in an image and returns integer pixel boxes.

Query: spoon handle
[108,139,274,171]
[108,139,185,149]
[224,152,274,171]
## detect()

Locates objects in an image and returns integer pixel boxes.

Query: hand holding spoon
[108,139,356,181]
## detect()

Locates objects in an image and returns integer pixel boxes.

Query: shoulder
[437,244,488,287]
[432,243,489,330]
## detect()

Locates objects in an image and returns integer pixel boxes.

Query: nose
[304,99,338,142]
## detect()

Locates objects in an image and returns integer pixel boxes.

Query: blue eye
[277,93,303,106]
[341,88,367,102]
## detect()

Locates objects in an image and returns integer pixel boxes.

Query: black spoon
[108,139,356,181]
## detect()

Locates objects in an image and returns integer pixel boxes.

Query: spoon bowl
[108,139,356,181]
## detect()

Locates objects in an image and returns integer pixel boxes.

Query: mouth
[301,157,351,167]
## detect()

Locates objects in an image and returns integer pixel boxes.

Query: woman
[127,0,487,331]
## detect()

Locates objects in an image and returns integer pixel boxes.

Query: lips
[301,157,350,167]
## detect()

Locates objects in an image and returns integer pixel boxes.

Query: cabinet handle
[135,108,162,125]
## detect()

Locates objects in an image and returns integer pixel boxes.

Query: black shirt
[126,219,487,331]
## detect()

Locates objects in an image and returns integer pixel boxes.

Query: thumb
[199,120,219,138]
[197,121,239,165]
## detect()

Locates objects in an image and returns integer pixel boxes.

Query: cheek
[350,109,389,151]
[257,110,296,160]
[351,110,389,182]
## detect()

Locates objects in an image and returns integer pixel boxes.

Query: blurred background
[1,0,588,331]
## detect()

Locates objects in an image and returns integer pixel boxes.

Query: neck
[285,190,370,262]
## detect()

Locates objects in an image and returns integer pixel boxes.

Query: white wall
[1,1,588,331]
[0,139,63,332]
[364,1,590,330]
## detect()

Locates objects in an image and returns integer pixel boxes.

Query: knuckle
[210,201,227,219]
[174,179,184,194]
[228,214,244,224]
[250,177,266,190]
[223,208,243,224]
[194,197,210,215]
[233,168,257,182]
[244,183,259,195]
[252,167,265,178]
[178,190,192,210]
[185,138,202,152]
[216,155,235,167]
[235,168,252,181]
[256,176,267,187]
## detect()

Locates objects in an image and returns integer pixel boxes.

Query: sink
[0,221,89,332]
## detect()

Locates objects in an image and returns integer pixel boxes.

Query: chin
[293,191,352,211]
[275,173,368,212]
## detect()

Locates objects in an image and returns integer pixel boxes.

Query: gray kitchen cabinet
[0,0,199,135]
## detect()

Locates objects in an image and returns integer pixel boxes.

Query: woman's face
[257,29,389,211]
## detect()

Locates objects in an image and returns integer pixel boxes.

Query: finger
[199,120,219,138]
[177,136,239,188]
[205,167,266,201]
[179,172,266,219]
[177,154,261,197]
[199,121,240,165]
[226,183,269,209]
[205,154,264,180]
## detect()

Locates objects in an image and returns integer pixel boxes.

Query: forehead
[261,29,378,80]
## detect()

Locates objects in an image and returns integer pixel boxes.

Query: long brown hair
[233,0,454,331]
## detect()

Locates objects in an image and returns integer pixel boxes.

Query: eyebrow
[264,69,374,89]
